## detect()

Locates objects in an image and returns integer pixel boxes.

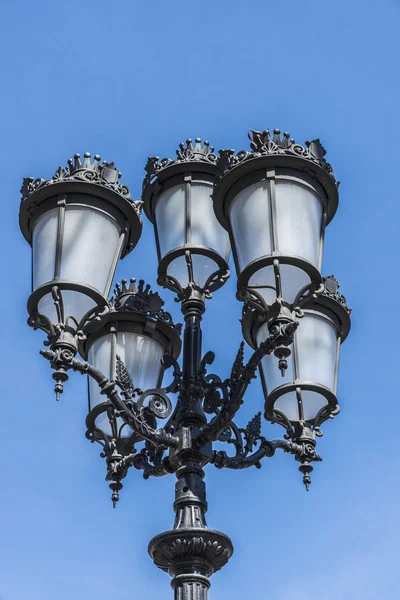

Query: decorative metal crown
[216,128,337,184]
[21,152,142,215]
[143,138,217,188]
[322,275,351,313]
[111,278,182,334]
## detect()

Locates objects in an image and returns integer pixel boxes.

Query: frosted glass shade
[248,265,312,306]
[38,291,96,327]
[257,311,339,423]
[88,332,164,437]
[230,182,272,270]
[229,177,324,306]
[155,183,230,289]
[32,208,58,289]
[59,206,121,290]
[156,185,186,257]
[32,203,122,325]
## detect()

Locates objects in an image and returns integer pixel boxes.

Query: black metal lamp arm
[211,437,322,471]
[132,447,175,479]
[194,319,298,449]
[40,348,179,449]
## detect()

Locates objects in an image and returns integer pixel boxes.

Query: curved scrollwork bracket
[199,351,229,415]
[292,281,325,317]
[40,349,179,449]
[136,354,182,420]
[210,412,275,470]
[265,409,294,440]
[157,273,185,303]
[211,439,275,470]
[132,443,176,480]
[194,324,298,450]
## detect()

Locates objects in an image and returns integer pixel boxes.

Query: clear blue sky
[0,1,398,599]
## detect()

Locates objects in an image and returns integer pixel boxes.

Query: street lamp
[19,129,351,600]
[20,153,142,331]
[142,138,230,297]
[241,273,351,488]
[81,277,182,506]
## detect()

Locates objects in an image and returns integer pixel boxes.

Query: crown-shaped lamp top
[321,275,351,314]
[216,128,337,185]
[143,137,218,188]
[248,128,327,162]
[19,152,143,256]
[111,278,181,334]
[21,152,137,204]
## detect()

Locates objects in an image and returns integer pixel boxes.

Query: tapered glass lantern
[20,153,142,332]
[142,139,230,296]
[80,279,182,442]
[213,129,339,310]
[242,276,351,429]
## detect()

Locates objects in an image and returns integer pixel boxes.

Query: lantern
[20,153,142,332]
[213,129,338,309]
[142,138,230,296]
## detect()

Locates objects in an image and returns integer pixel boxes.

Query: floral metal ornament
[143,138,217,188]
[216,128,337,184]
[322,275,352,313]
[21,152,142,212]
[111,277,182,334]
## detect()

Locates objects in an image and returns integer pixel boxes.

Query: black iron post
[149,289,234,599]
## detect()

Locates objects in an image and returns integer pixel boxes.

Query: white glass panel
[191,254,221,288]
[88,333,164,439]
[190,183,230,260]
[115,332,164,393]
[275,181,323,268]
[32,208,58,289]
[166,253,221,289]
[274,392,300,422]
[167,255,190,289]
[297,313,337,391]
[274,390,328,423]
[280,265,311,304]
[248,266,277,306]
[38,290,96,326]
[229,181,272,271]
[60,206,121,294]
[257,322,295,394]
[88,335,112,410]
[249,264,311,306]
[37,294,58,325]
[87,335,127,438]
[156,185,186,257]
[301,391,328,421]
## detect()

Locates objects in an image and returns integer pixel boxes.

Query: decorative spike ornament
[110,480,123,508]
[176,137,215,161]
[299,462,313,491]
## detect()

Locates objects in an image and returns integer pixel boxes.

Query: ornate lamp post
[19,130,351,600]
